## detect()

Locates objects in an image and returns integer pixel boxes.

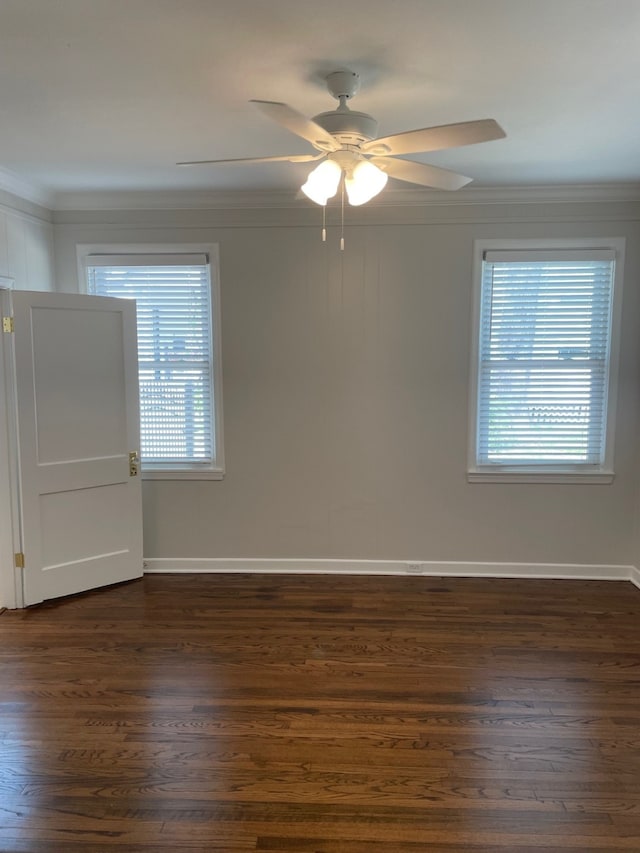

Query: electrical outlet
[406,562,423,573]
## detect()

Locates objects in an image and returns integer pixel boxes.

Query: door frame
[0,286,24,609]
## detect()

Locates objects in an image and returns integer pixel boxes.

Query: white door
[8,290,143,606]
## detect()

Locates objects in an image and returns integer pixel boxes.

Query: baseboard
[143,557,634,582]
[630,566,640,589]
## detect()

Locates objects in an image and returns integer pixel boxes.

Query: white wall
[53,192,640,569]
[0,190,55,291]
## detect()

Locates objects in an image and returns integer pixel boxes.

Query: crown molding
[52,183,640,212]
[0,167,53,209]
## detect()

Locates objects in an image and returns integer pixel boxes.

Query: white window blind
[476,250,615,469]
[86,254,216,469]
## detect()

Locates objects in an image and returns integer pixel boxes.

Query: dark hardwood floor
[1,573,639,852]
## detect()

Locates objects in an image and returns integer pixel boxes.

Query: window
[81,245,223,480]
[469,239,624,483]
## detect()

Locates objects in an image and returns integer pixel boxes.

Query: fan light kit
[178,70,506,247]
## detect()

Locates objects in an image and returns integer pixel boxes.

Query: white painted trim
[467,472,615,484]
[0,166,53,209]
[467,237,625,481]
[77,242,225,477]
[142,469,224,481]
[0,290,15,608]
[630,566,640,590]
[143,557,633,582]
[0,197,53,226]
[52,183,640,212]
[0,290,23,609]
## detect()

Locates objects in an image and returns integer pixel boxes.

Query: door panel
[10,291,143,606]
[39,483,130,566]
[30,306,128,461]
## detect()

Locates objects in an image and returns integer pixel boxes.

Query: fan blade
[250,100,341,152]
[370,156,472,191]
[363,119,505,157]
[177,153,324,167]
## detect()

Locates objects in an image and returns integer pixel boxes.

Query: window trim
[467,237,625,484]
[77,243,224,481]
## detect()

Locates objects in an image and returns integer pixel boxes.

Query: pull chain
[322,204,327,242]
[340,179,345,251]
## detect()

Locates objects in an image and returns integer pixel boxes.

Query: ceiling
[2,0,640,205]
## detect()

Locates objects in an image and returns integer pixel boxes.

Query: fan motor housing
[312,110,378,145]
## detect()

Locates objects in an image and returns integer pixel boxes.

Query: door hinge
[2,316,14,333]
[14,552,25,569]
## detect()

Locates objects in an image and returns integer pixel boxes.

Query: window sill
[467,470,614,484]
[142,469,225,481]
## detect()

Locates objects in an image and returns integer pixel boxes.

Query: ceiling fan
[178,70,506,205]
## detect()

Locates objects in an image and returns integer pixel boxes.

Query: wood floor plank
[0,573,639,850]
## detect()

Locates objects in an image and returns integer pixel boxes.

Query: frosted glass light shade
[301,159,342,205]
[345,160,388,205]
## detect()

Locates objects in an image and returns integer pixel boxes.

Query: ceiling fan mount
[325,70,361,101]
[177,68,506,202]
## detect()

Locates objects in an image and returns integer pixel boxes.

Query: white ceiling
[2,0,640,205]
